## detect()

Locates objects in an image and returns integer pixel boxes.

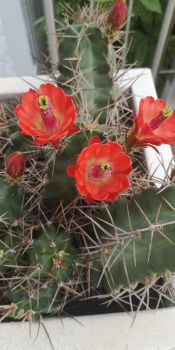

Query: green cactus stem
[7,131,32,153]
[7,227,77,320]
[0,179,23,227]
[58,24,114,121]
[88,186,175,291]
[0,230,25,272]
[7,283,59,321]
[28,228,77,282]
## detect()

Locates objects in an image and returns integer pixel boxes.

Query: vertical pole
[124,0,134,54]
[152,0,175,81]
[42,0,59,72]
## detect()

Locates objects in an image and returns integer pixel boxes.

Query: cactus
[5,227,77,321]
[7,283,59,321]
[58,23,115,121]
[0,229,23,273]
[1,1,175,324]
[87,186,175,291]
[27,228,77,282]
[42,132,86,206]
[0,180,23,227]
[7,131,31,153]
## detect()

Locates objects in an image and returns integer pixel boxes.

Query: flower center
[162,105,172,117]
[149,105,172,131]
[38,95,49,109]
[38,95,57,133]
[90,162,112,180]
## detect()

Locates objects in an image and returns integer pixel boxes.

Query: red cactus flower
[126,96,175,150]
[67,136,132,202]
[108,0,127,30]
[16,83,79,147]
[5,151,26,177]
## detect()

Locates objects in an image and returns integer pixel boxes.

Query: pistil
[38,95,58,133]
[149,105,172,131]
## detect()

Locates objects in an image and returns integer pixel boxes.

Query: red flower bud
[108,0,127,30]
[5,152,26,177]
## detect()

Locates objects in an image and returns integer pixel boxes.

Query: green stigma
[101,163,110,172]
[162,105,172,117]
[38,95,49,110]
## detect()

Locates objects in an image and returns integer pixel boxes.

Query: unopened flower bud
[108,0,127,31]
[5,151,26,177]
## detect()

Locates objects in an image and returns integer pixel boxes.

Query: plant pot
[0,68,174,350]
[0,307,175,350]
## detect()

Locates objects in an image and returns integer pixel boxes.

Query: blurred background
[0,0,174,106]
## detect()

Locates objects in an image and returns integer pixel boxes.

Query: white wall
[0,0,37,77]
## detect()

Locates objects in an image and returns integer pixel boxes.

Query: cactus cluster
[1,2,175,325]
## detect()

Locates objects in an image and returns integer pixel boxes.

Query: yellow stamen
[101,163,110,172]
[162,105,172,117]
[38,95,49,110]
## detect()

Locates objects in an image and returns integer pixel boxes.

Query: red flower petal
[66,125,80,134]
[111,153,132,174]
[66,164,77,177]
[88,136,101,146]
[95,144,111,157]
[105,177,122,192]
[118,175,130,191]
[138,97,166,125]
[154,112,175,144]
[106,193,119,201]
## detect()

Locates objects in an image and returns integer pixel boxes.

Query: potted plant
[1,1,175,349]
